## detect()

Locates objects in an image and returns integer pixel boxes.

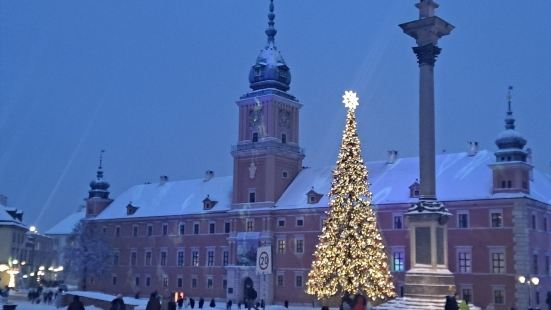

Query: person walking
[146,292,161,310]
[226,299,233,310]
[444,294,459,310]
[199,297,204,309]
[67,295,85,310]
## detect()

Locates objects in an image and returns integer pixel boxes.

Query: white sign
[256,246,272,275]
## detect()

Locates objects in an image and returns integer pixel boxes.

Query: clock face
[278,109,291,129]
[249,107,263,127]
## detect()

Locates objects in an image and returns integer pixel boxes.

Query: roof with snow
[88,150,551,221]
[277,150,551,209]
[0,203,27,228]
[92,175,233,220]
[44,208,86,235]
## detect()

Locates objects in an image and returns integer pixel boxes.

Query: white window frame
[176,248,185,267]
[457,210,469,229]
[391,246,405,272]
[294,236,304,254]
[295,216,304,227]
[206,248,215,267]
[488,246,506,274]
[490,209,504,228]
[392,213,403,230]
[456,246,472,273]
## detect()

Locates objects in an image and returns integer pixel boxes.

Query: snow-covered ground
[3,290,329,310]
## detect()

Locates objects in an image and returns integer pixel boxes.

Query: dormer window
[306,187,323,204]
[126,203,139,216]
[409,179,420,198]
[202,195,218,210]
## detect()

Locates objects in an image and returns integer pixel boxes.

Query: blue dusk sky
[0,1,550,230]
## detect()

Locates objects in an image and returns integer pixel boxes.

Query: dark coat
[67,299,85,310]
[444,296,459,310]
[146,297,161,310]
[168,300,177,310]
[111,298,126,310]
[199,298,204,309]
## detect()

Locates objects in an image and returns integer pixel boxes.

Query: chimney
[387,150,398,164]
[204,170,215,182]
[467,141,478,156]
[160,175,169,185]
[0,194,7,206]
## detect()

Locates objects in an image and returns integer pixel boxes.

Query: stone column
[413,43,441,200]
[399,0,456,301]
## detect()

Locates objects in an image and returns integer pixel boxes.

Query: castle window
[177,250,184,267]
[246,219,254,232]
[490,210,503,228]
[132,225,138,237]
[224,222,231,233]
[296,217,304,227]
[457,211,469,228]
[146,276,151,287]
[533,254,539,274]
[281,133,287,144]
[179,223,185,235]
[207,250,215,267]
[160,250,167,266]
[456,247,472,273]
[490,248,506,273]
[177,277,183,288]
[145,251,152,266]
[191,277,197,288]
[493,287,505,305]
[209,222,215,234]
[207,277,213,289]
[278,239,286,254]
[295,274,303,288]
[277,218,285,227]
[507,180,512,188]
[203,195,218,210]
[112,275,117,286]
[193,222,200,235]
[135,276,140,287]
[126,203,139,215]
[393,214,403,230]
[115,226,121,237]
[162,223,168,236]
[282,170,289,178]
[248,189,256,203]
[306,188,323,204]
[295,238,304,254]
[532,214,537,230]
[131,251,137,266]
[252,132,259,142]
[277,274,284,287]
[391,248,405,272]
[223,251,229,266]
[544,217,548,232]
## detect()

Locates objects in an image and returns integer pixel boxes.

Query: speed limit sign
[256,246,272,274]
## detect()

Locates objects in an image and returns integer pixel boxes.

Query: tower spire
[505,86,515,130]
[265,0,277,47]
[97,149,105,179]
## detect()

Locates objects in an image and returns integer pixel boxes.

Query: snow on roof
[89,150,551,221]
[92,175,233,221]
[276,150,551,209]
[0,204,26,228]
[44,208,86,235]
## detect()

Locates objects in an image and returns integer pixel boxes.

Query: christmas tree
[306,91,395,302]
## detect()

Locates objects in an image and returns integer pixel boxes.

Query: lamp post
[518,275,540,309]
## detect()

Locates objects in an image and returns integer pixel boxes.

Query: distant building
[50,1,551,309]
[0,195,57,288]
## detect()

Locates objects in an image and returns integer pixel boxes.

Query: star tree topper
[342,90,359,110]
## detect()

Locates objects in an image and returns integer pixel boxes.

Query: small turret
[86,150,113,217]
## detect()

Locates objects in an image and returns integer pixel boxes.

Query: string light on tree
[306,90,395,303]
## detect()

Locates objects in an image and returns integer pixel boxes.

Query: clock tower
[231,0,304,207]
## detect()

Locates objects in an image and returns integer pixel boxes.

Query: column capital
[413,43,441,66]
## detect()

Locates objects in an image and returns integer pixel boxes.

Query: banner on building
[256,245,272,274]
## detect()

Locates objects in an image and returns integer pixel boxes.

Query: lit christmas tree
[306,91,395,302]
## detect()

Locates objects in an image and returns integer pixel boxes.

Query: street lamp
[518,275,540,309]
